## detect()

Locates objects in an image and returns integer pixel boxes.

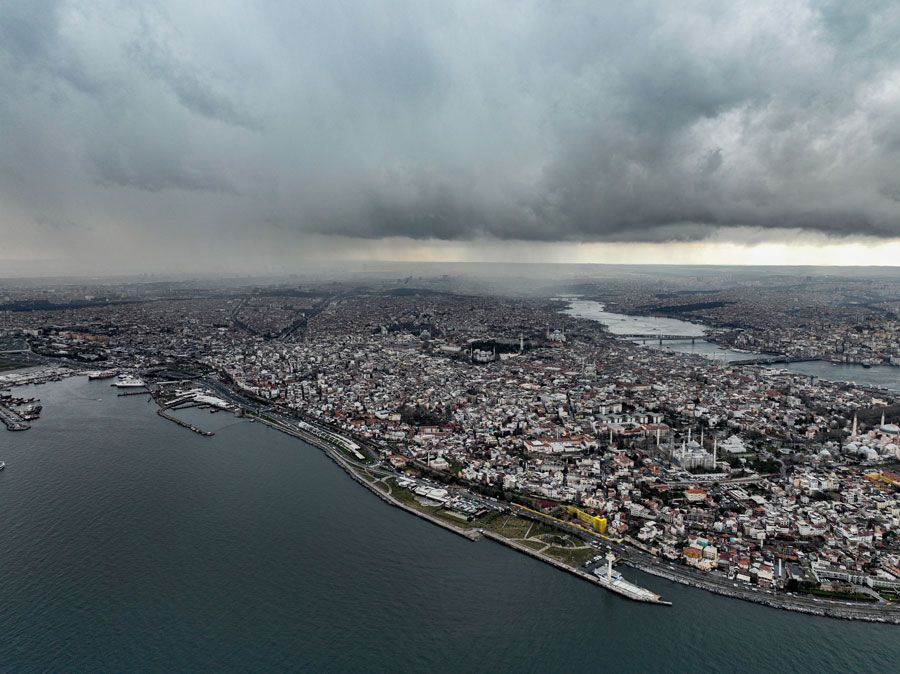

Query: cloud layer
[2,0,900,261]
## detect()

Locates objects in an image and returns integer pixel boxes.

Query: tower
[606,551,615,579]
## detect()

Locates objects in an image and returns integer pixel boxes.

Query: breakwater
[155,407,214,437]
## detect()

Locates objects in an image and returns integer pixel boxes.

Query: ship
[89,369,119,380]
[114,376,147,389]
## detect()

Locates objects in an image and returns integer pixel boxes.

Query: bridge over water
[728,356,819,366]
[617,333,701,344]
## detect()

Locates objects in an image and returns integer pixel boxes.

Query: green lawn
[801,588,878,602]
[477,513,533,539]
[545,545,596,567]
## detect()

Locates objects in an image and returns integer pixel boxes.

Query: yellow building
[566,506,607,534]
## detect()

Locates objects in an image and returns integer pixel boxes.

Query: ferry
[89,369,119,380]
[114,376,147,389]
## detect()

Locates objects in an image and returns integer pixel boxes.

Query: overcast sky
[2,1,900,273]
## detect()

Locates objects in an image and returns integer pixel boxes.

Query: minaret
[519,334,524,353]
[688,428,692,444]
[713,438,717,466]
[881,411,886,427]
[852,413,858,438]
[656,427,660,447]
[700,427,704,448]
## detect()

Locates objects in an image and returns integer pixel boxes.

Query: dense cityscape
[3,268,900,621]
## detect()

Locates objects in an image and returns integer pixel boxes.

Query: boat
[114,376,147,389]
[0,461,5,471]
[20,404,42,420]
[89,369,119,380]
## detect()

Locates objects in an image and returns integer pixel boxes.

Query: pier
[156,408,214,436]
[0,403,30,431]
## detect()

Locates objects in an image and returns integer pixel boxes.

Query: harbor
[0,402,30,431]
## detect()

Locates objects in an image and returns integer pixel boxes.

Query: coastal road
[621,547,900,622]
[194,373,900,623]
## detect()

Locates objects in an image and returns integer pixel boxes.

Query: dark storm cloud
[2,0,900,257]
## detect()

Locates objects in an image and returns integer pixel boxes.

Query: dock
[156,408,214,436]
[0,403,30,431]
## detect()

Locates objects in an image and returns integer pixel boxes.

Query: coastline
[625,560,900,624]
[175,382,676,605]
[252,411,673,605]
[255,413,482,542]
[147,375,900,622]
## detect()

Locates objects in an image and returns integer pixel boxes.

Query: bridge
[617,333,702,344]
[728,356,819,366]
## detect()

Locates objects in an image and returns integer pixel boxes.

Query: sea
[1,376,898,672]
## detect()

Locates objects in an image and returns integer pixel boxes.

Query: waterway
[564,299,900,391]
[1,376,898,672]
